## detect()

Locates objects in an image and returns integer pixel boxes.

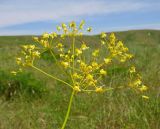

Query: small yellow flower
[75,49,82,55]
[57,26,61,31]
[91,62,99,69]
[16,57,22,65]
[42,33,49,39]
[95,87,103,93]
[120,58,126,63]
[71,55,74,59]
[139,85,148,92]
[86,66,93,72]
[92,49,99,57]
[126,54,133,59]
[61,34,66,38]
[129,66,136,73]
[77,60,81,63]
[110,33,116,40]
[81,43,89,50]
[88,81,95,86]
[73,73,81,79]
[11,71,17,76]
[123,47,129,52]
[79,20,85,29]
[87,27,92,32]
[69,21,76,28]
[101,40,105,45]
[40,39,44,45]
[134,79,142,86]
[64,55,69,60]
[22,45,28,50]
[61,61,69,68]
[62,23,67,28]
[60,54,64,58]
[80,61,86,67]
[63,28,67,33]
[86,74,93,81]
[100,69,107,75]
[59,48,63,52]
[43,41,49,48]
[67,50,71,54]
[57,43,63,48]
[19,68,22,72]
[101,32,107,38]
[117,41,124,47]
[33,37,39,42]
[142,95,149,99]
[104,58,112,64]
[88,80,97,86]
[73,86,81,92]
[51,32,57,38]
[29,45,35,50]
[32,51,40,57]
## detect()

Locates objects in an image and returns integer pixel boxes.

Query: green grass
[0,30,160,129]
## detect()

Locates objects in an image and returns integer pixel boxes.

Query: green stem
[61,90,75,129]
[72,37,75,73]
[31,65,73,88]
[50,49,65,73]
[50,49,58,62]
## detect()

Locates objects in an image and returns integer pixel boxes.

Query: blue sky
[0,0,160,35]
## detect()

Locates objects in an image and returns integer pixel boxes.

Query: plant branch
[31,65,73,88]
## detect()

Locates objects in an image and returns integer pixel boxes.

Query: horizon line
[0,29,159,36]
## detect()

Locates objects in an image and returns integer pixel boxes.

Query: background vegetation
[0,30,160,129]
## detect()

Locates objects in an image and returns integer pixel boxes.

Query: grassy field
[0,30,160,129]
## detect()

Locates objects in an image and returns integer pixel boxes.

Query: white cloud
[1,23,160,36]
[0,0,159,28]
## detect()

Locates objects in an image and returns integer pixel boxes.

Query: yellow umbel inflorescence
[13,20,149,129]
[14,20,149,96]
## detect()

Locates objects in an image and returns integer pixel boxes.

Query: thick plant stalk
[61,90,75,129]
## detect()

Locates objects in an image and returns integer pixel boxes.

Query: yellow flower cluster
[33,32,57,48]
[128,66,149,98]
[16,45,40,67]
[62,56,108,93]
[13,21,149,96]
[101,33,133,63]
[55,20,88,37]
[12,20,150,129]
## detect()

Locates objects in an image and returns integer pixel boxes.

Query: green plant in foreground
[0,70,46,99]
[12,21,149,129]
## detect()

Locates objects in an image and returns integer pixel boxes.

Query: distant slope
[115,30,160,46]
[0,30,160,45]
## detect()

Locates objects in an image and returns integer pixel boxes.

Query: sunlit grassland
[0,30,160,129]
